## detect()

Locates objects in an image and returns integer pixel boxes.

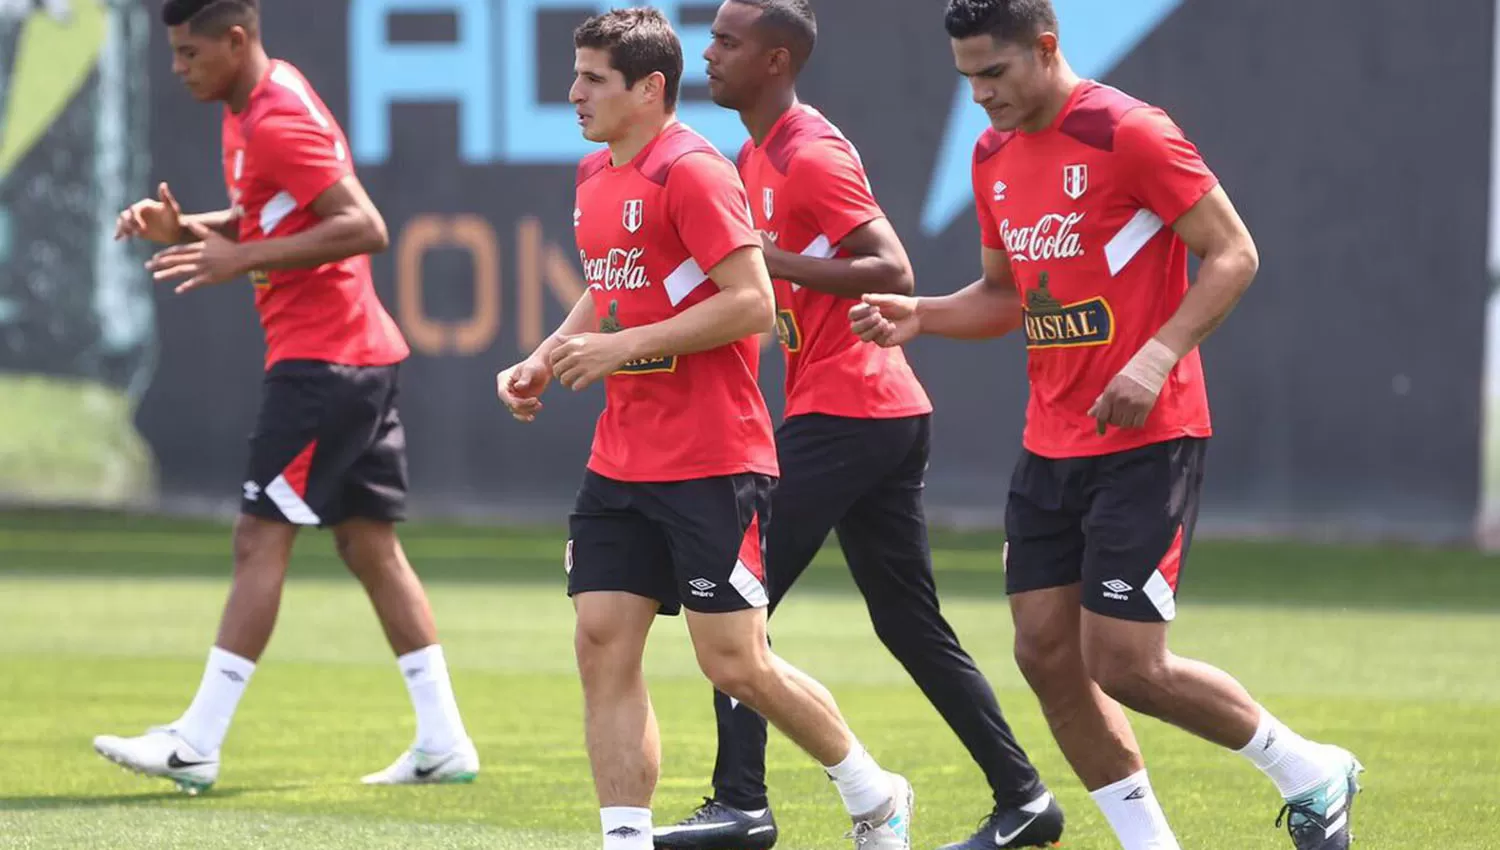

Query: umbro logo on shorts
[688,578,717,598]
[1102,579,1133,601]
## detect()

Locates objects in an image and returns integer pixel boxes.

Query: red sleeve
[785,141,884,248]
[1115,107,1219,225]
[665,152,760,274]
[249,113,353,209]
[972,146,1005,250]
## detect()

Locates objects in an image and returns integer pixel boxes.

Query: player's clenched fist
[115,182,185,244]
[496,359,552,422]
[849,293,921,347]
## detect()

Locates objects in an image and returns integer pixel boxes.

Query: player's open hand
[1088,374,1160,433]
[146,221,246,294]
[850,293,920,347]
[496,359,552,422]
[549,333,631,391]
[115,182,184,244]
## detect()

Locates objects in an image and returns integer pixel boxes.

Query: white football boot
[846,773,915,849]
[93,726,219,795]
[360,737,480,785]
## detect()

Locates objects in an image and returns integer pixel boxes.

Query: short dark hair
[161,0,259,37]
[574,8,684,111]
[730,0,817,71]
[944,0,1057,44]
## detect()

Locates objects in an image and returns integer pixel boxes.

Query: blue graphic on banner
[349,0,746,165]
[919,0,1182,236]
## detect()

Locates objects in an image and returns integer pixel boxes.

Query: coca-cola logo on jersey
[1000,213,1085,262]
[580,247,651,291]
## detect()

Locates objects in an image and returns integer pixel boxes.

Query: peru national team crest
[1063,164,1088,200]
[763,188,775,220]
[622,199,644,234]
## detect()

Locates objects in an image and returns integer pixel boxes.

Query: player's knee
[696,649,771,706]
[231,514,291,573]
[1085,642,1167,714]
[1012,622,1078,689]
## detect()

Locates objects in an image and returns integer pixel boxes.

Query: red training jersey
[972,80,1218,458]
[738,104,931,420]
[574,122,777,482]
[221,60,408,370]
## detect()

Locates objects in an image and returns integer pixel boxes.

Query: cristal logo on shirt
[1001,212,1085,263]
[580,247,650,292]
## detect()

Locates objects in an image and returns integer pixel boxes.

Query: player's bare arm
[497,293,596,422]
[115,182,238,245]
[1154,185,1259,355]
[1089,186,1258,432]
[146,175,387,294]
[237,175,389,271]
[850,245,1021,346]
[761,216,914,299]
[550,245,775,391]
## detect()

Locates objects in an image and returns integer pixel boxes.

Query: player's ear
[769,45,793,77]
[1035,32,1059,63]
[641,71,667,106]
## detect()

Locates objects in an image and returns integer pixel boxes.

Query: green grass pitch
[1,511,1497,848]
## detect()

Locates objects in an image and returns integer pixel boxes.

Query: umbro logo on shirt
[993,181,1008,202]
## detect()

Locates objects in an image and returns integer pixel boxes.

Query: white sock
[1090,769,1180,850]
[1237,709,1333,799]
[824,741,891,818]
[174,646,255,755]
[600,807,653,850]
[397,645,468,753]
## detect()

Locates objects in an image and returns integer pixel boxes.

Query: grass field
[1,511,1497,849]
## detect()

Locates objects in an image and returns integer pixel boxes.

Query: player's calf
[215,513,298,661]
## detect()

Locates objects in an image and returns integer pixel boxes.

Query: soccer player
[654,3,1062,849]
[851,2,1363,849]
[94,0,478,793]
[494,9,912,849]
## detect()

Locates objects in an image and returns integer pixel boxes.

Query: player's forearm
[179,209,240,243]
[236,209,388,272]
[766,248,913,299]
[531,294,597,371]
[916,279,1023,340]
[1153,243,1259,357]
[619,286,774,360]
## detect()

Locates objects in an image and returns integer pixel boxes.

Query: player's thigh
[643,473,774,615]
[338,366,410,526]
[1080,437,1207,624]
[1003,449,1088,596]
[567,471,681,616]
[767,415,890,603]
[241,360,365,528]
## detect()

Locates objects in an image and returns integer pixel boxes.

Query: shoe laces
[683,798,725,825]
[1275,799,1328,848]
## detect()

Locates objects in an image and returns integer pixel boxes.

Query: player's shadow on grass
[0,787,277,810]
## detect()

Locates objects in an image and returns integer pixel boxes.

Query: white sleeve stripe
[1104,208,1165,276]
[664,257,709,307]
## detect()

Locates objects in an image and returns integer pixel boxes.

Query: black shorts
[240,360,408,528]
[566,470,774,616]
[1003,437,1206,622]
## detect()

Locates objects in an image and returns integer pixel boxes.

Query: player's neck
[225,48,272,114]
[609,112,677,168]
[741,88,798,147]
[1021,67,1083,135]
